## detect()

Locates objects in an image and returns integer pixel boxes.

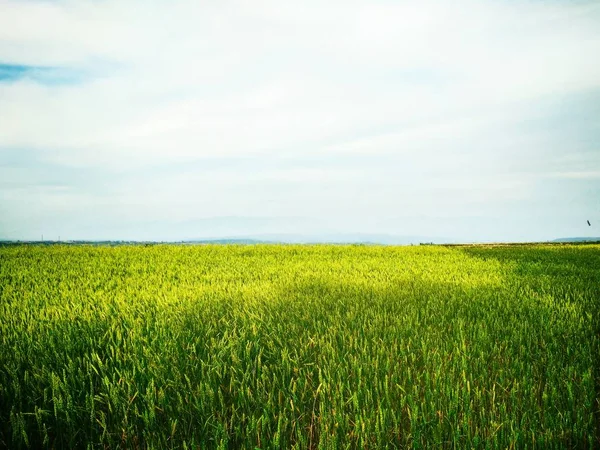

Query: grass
[0,243,598,449]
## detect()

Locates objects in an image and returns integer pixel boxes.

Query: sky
[1,0,599,242]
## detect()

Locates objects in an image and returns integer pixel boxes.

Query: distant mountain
[4,237,600,246]
[553,237,600,243]
[186,238,270,244]
[187,234,457,245]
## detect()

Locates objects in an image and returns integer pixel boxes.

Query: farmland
[0,244,599,449]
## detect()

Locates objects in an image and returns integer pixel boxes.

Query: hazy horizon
[3,225,600,245]
[1,0,600,242]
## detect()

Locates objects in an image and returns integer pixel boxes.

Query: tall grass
[0,244,598,448]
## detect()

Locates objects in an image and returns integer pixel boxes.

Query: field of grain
[0,244,598,449]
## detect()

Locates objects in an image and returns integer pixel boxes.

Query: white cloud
[1,0,599,163]
[545,170,600,180]
[1,0,599,240]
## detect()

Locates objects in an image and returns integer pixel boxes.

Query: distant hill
[553,237,600,243]
[7,235,599,246]
[186,238,270,244]
[186,234,457,245]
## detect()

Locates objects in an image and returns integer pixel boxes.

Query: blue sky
[1,0,599,242]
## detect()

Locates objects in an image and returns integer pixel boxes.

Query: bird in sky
[587,220,591,226]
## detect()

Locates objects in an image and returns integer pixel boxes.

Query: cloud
[1,0,599,161]
[1,0,600,240]
[545,171,600,180]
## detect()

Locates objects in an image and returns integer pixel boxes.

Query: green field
[0,244,598,449]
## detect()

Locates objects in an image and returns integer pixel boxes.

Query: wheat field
[0,244,598,449]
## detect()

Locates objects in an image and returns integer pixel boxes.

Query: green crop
[0,244,598,449]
